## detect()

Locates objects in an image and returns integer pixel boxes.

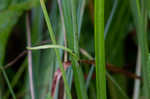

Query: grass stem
[26,14,35,99]
[95,0,107,98]
[133,48,141,99]
[40,0,72,98]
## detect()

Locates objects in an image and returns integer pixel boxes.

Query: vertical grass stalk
[95,0,107,99]
[40,0,72,98]
[57,0,68,62]
[130,0,150,98]
[133,48,141,99]
[26,14,35,99]
[61,0,88,98]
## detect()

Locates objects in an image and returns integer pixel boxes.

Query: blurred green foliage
[0,0,150,99]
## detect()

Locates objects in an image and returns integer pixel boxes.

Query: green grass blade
[70,0,79,54]
[95,0,107,99]
[77,0,85,34]
[86,66,94,89]
[27,45,78,59]
[39,1,61,98]
[3,58,27,99]
[105,1,130,98]
[61,0,88,98]
[106,72,129,99]
[130,0,150,98]
[40,0,72,98]
[0,67,16,99]
[104,0,118,38]
[80,48,129,98]
[136,0,141,16]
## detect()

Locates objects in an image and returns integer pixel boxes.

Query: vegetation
[0,0,150,99]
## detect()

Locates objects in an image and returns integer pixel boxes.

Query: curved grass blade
[27,45,78,59]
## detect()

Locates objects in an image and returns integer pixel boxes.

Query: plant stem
[133,48,141,99]
[95,0,107,99]
[26,14,35,99]
[57,0,68,62]
[130,0,150,98]
[40,0,72,98]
